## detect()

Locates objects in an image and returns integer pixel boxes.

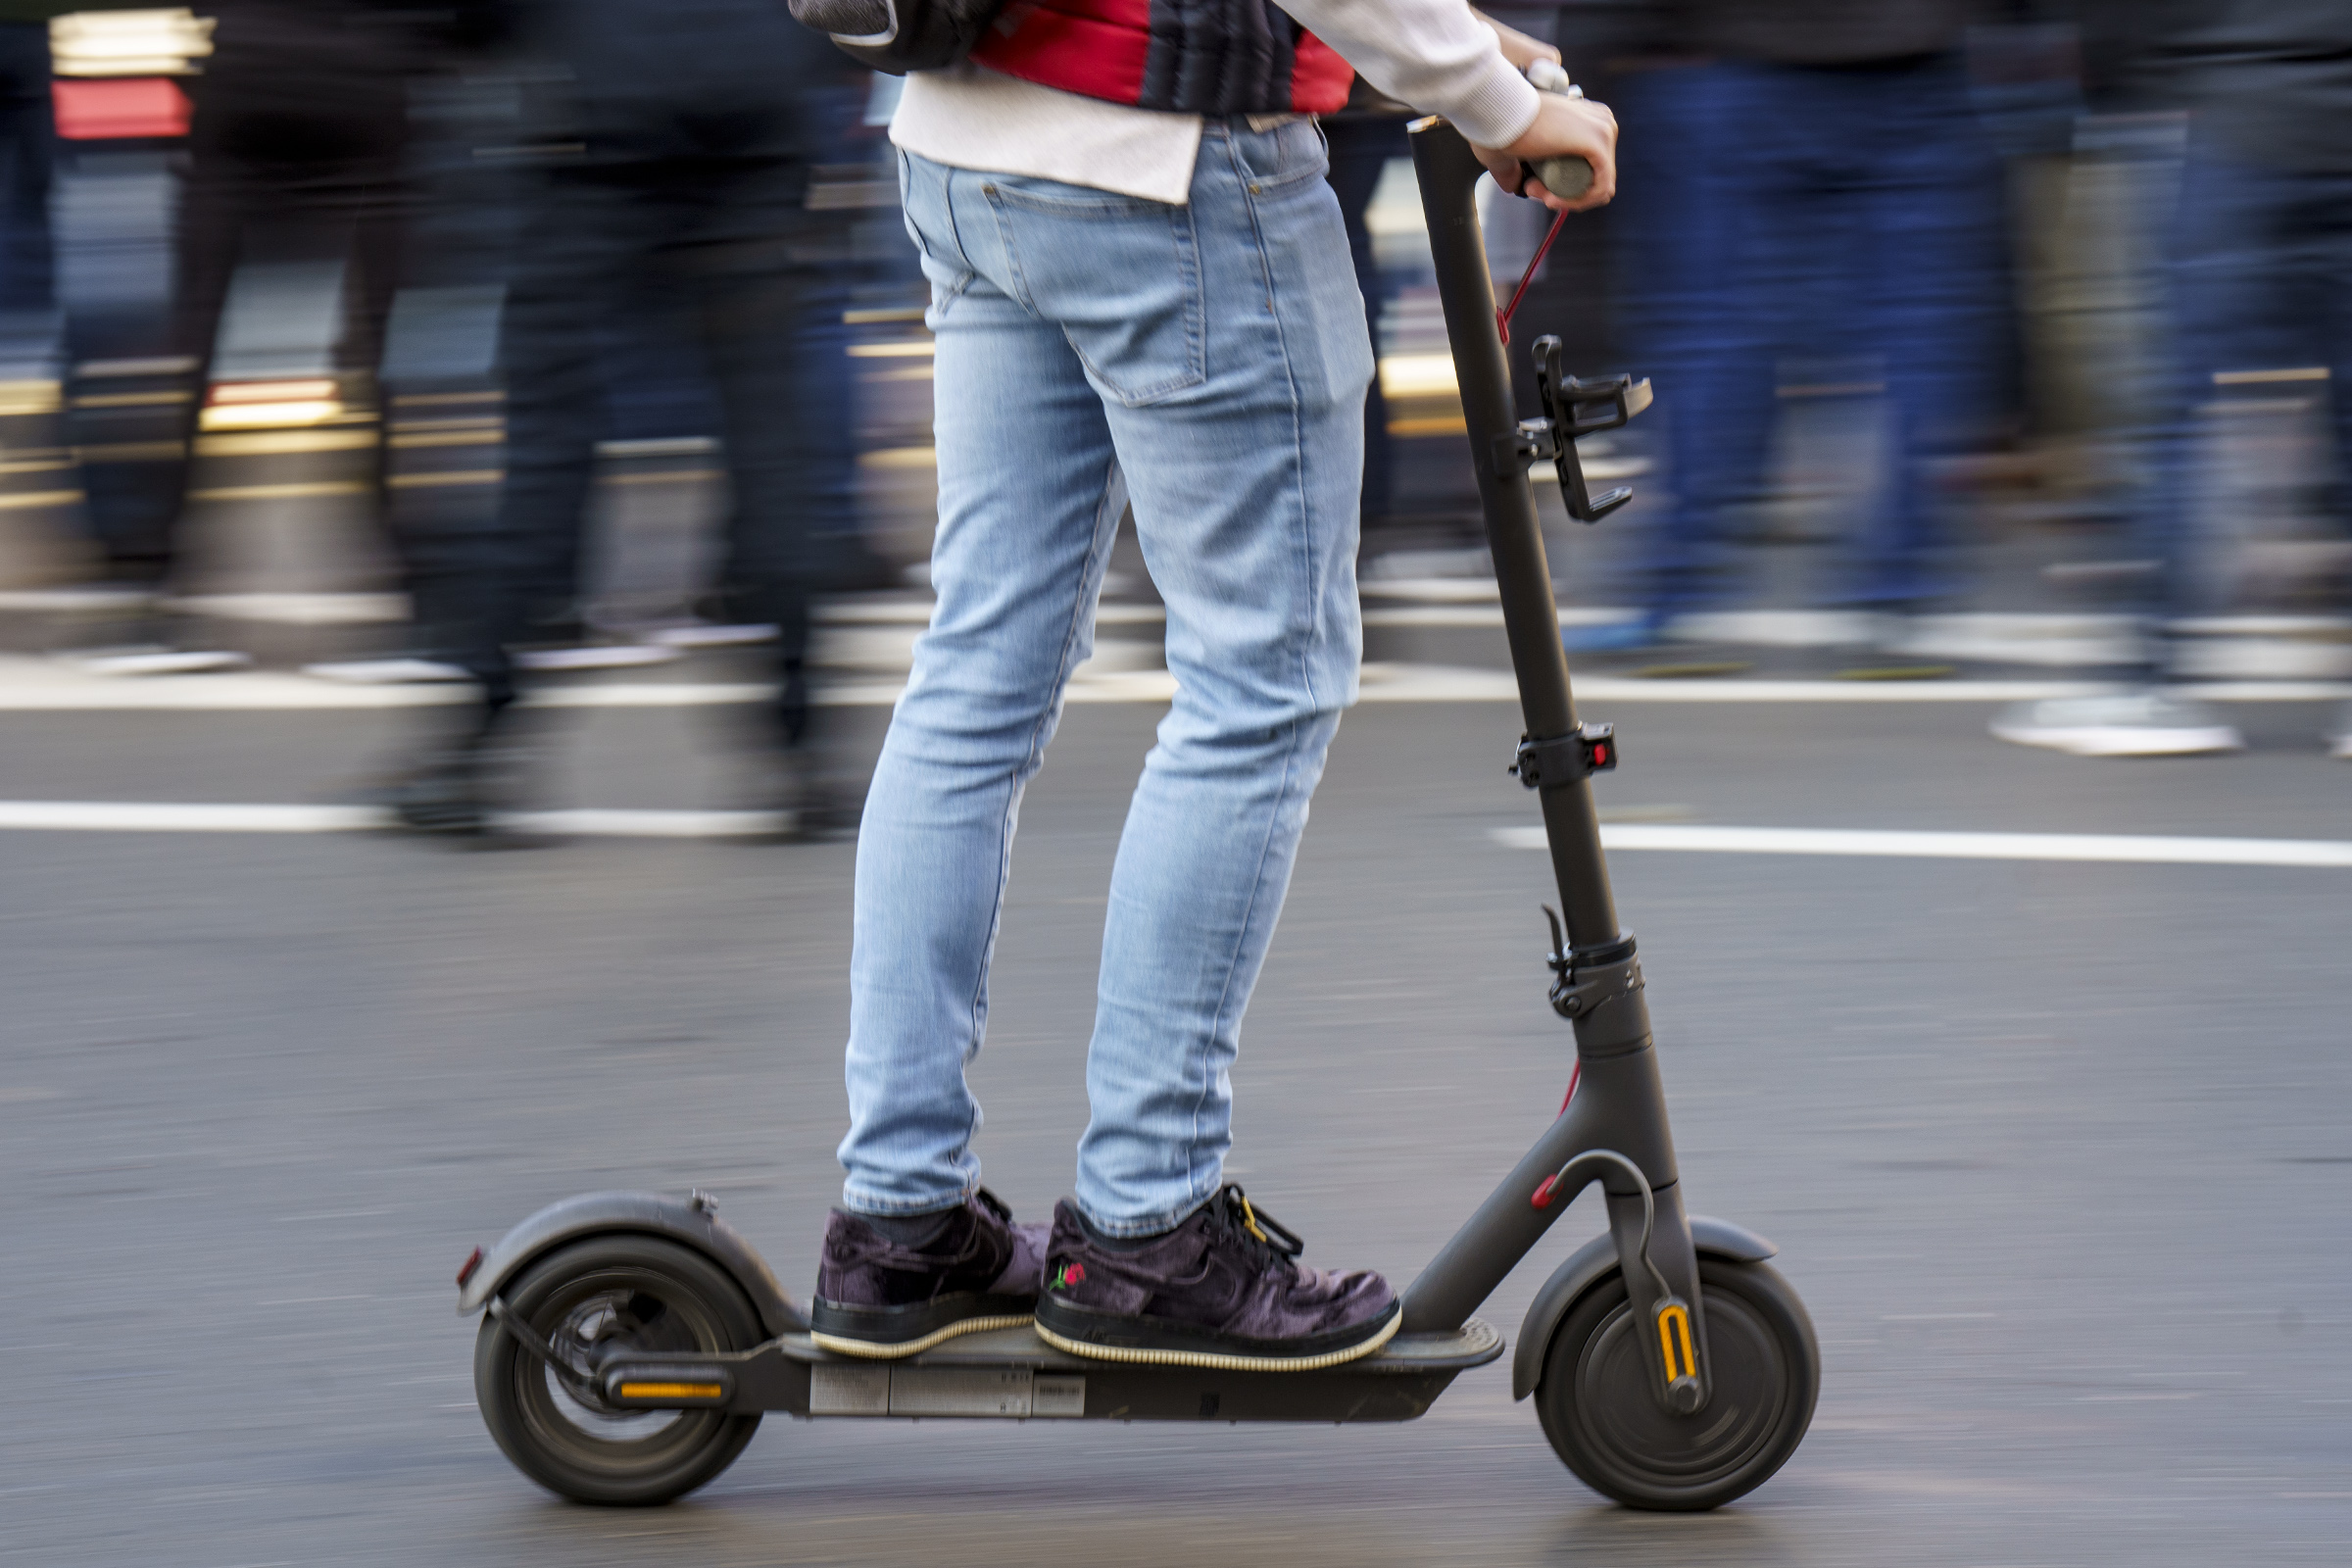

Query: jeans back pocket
[982,178,1206,408]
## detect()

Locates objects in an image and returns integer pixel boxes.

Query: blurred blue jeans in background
[1617,51,1999,624]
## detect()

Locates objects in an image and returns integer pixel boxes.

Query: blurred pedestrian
[385,0,871,834]
[0,6,64,368]
[1993,0,2352,757]
[1578,0,2000,654]
[67,0,447,667]
[1324,81,1411,531]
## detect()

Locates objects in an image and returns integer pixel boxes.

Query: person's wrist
[1452,62,1543,152]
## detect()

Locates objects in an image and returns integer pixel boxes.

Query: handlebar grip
[1519,59,1595,202]
[1530,155,1593,201]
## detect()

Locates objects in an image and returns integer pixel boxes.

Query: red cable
[1495,209,1570,345]
[1558,1059,1581,1116]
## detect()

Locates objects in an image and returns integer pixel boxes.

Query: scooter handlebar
[1518,59,1595,202]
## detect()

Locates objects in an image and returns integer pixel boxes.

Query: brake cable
[1495,209,1569,345]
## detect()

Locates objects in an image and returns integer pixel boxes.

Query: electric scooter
[451,116,1820,1512]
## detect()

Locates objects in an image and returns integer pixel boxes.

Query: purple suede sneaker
[809,1190,1049,1358]
[1032,1186,1400,1371]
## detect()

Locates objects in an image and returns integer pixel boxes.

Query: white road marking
[1494,823,2352,869]
[0,655,2347,711]
[0,802,789,837]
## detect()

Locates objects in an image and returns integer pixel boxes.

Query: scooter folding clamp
[1510,723,1615,791]
[1540,912,1643,1026]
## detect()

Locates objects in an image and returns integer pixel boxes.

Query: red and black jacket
[971,0,1354,116]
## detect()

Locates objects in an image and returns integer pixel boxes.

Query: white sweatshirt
[890,0,1540,204]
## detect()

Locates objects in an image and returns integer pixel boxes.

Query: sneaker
[1032,1186,1400,1372]
[809,1190,1047,1358]
[1989,691,2244,758]
[2327,703,2352,760]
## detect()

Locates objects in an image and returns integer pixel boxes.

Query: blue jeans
[840,125,1369,1235]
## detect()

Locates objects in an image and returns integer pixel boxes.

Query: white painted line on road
[12,804,2348,865]
[0,802,381,832]
[2,656,2348,711]
[0,802,790,838]
[1494,823,2352,869]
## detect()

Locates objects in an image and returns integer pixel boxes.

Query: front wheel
[473,1234,763,1505]
[1535,1256,1818,1510]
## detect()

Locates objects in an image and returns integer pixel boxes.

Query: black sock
[859,1207,956,1248]
[1076,1207,1174,1254]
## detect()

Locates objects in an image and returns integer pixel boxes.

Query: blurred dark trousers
[0,22,54,319]
[1627,54,1992,614]
[472,163,850,740]
[74,35,409,581]
[1324,116,1406,524]
[2136,151,2352,635]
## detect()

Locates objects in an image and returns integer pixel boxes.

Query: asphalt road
[6,692,2350,1566]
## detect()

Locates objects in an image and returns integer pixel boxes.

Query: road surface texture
[6,688,2349,1566]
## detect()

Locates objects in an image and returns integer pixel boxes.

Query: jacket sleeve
[1280,0,1542,148]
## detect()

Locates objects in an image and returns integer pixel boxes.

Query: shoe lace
[1201,1184,1304,1273]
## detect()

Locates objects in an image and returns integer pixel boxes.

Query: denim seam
[1226,129,1326,718]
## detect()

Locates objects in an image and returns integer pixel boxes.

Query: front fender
[456,1191,808,1338]
[1510,1215,1777,1400]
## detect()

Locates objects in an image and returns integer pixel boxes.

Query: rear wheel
[473,1235,763,1505]
[1536,1256,1818,1510]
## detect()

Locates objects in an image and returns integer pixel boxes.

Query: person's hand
[1474,10,1561,74]
[1473,91,1618,213]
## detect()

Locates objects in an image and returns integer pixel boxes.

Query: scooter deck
[605,1318,1502,1424]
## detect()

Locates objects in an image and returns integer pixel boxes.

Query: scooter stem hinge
[1542,910,1641,1022]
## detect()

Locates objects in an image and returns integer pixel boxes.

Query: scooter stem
[1403,119,1619,950]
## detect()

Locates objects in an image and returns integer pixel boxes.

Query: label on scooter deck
[602,1319,1502,1423]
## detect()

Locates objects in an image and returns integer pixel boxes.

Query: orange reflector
[617,1382,723,1401]
[1656,1301,1696,1383]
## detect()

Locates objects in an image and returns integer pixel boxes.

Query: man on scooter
[812,0,1617,1370]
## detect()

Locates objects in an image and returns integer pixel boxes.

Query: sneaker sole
[808,1312,1036,1360]
[1033,1299,1402,1373]
[1989,721,2245,757]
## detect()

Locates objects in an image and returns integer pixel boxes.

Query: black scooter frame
[461,121,1747,1436]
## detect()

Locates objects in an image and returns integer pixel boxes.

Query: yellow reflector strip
[617,1382,723,1400]
[1656,1301,1695,1383]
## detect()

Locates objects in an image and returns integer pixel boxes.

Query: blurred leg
[0,24,56,321]
[691,219,827,747]
[2134,150,2287,650]
[469,172,636,697]
[1324,116,1405,524]
[1846,56,1995,608]
[1622,63,1775,623]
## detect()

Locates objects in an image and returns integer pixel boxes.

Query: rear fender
[1510,1215,1776,1400]
[456,1190,808,1339]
